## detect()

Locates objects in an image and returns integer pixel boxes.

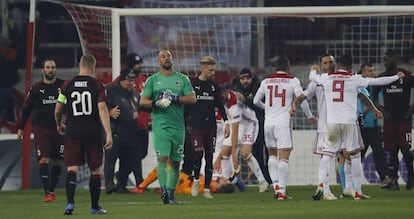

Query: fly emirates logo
[197,92,214,100]
[386,85,403,93]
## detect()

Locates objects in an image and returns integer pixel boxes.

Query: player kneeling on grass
[134,166,235,194]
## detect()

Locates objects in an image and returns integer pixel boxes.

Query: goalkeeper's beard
[162,62,172,70]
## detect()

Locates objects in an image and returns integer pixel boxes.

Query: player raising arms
[308,54,404,199]
[253,56,312,200]
[291,54,338,200]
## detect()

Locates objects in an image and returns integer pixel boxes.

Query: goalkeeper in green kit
[140,50,196,204]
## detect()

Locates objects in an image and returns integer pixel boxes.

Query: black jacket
[106,82,140,147]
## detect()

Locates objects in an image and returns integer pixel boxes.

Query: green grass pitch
[1,185,413,219]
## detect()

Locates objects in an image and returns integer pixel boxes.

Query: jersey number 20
[71,91,92,116]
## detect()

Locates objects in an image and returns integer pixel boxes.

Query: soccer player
[55,54,113,215]
[136,167,235,194]
[17,58,64,202]
[372,51,414,190]
[291,54,336,201]
[308,54,404,199]
[253,56,312,200]
[214,88,269,193]
[139,50,196,204]
[188,56,230,199]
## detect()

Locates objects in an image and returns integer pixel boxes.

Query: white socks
[318,155,333,194]
[350,154,362,194]
[245,153,265,182]
[268,155,279,188]
[278,159,289,194]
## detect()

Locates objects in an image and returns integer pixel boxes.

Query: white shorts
[264,124,293,150]
[323,123,364,154]
[313,132,325,155]
[222,122,258,147]
[215,121,225,153]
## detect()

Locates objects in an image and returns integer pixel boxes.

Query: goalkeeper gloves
[152,92,171,108]
[163,92,179,103]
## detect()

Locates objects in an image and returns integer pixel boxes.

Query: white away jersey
[310,69,398,124]
[254,71,303,127]
[303,81,327,132]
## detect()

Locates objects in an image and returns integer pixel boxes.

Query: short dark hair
[337,54,352,69]
[384,50,400,62]
[41,58,55,68]
[216,183,235,193]
[360,63,373,71]
[321,54,334,60]
[274,56,290,71]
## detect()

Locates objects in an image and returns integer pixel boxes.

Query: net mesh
[59,1,414,185]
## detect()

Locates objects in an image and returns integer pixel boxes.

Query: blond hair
[200,56,216,65]
[80,54,96,69]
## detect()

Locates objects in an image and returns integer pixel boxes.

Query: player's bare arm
[358,93,383,119]
[54,102,65,135]
[289,93,306,117]
[177,93,197,105]
[230,122,240,169]
[139,95,153,108]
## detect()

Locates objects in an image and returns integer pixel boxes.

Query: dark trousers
[252,122,271,184]
[117,145,139,189]
[360,127,388,181]
[104,143,118,187]
[182,129,194,175]
[132,129,148,185]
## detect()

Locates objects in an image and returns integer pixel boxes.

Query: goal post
[57,2,414,78]
[47,0,414,186]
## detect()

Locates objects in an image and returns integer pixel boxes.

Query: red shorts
[383,120,412,151]
[190,128,217,154]
[33,126,64,160]
[64,137,103,170]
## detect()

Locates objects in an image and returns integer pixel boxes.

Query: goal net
[55,0,414,186]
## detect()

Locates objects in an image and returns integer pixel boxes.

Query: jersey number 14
[267,85,286,107]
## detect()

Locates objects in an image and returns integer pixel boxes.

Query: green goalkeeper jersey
[142,71,194,132]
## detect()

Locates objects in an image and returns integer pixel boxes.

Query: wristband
[170,94,179,103]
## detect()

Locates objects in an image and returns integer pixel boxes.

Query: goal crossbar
[46,0,414,77]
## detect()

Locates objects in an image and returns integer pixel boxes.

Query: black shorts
[64,137,103,170]
[383,120,412,151]
[33,126,64,160]
[190,127,217,154]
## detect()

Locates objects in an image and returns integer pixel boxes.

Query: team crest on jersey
[176,80,181,86]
